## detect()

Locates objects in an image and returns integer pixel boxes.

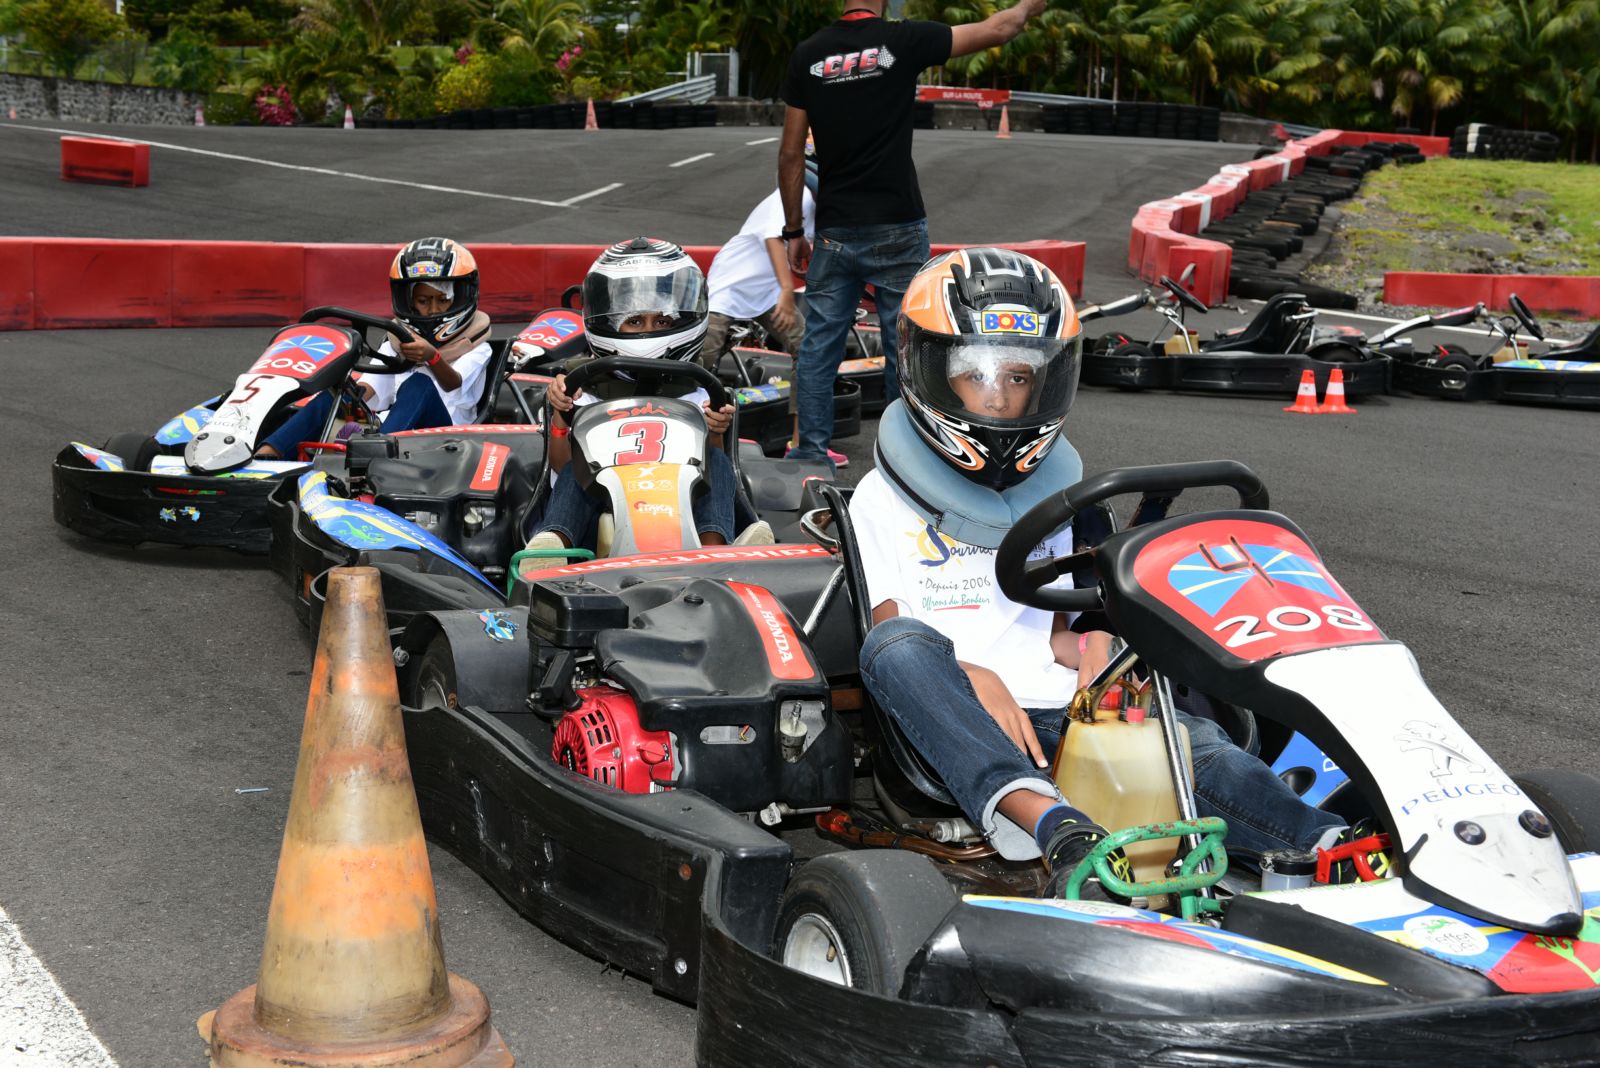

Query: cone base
[1318,403,1357,413]
[205,975,512,1068]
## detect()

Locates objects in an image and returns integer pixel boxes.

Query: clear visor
[584,268,707,338]
[918,334,1076,424]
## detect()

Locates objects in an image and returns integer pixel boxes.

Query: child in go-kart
[522,237,773,555]
[850,248,1387,899]
[256,237,493,459]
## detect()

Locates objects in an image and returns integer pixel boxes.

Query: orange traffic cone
[584,98,599,131]
[996,104,1012,139]
[194,105,205,127]
[1318,366,1357,413]
[1283,368,1320,413]
[343,104,355,129]
[198,566,512,1068]
[7,108,16,120]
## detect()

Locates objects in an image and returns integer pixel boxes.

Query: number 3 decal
[615,419,666,465]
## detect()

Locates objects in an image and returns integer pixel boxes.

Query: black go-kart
[1083,277,1390,398]
[268,355,835,638]
[1390,293,1600,408]
[377,456,1600,1066]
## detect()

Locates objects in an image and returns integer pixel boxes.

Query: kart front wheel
[1512,770,1600,853]
[773,850,956,995]
[102,432,159,472]
[1433,354,1478,394]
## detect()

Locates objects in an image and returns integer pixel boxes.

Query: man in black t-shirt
[777,0,1047,468]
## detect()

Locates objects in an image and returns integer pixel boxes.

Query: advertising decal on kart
[391,424,542,436]
[159,506,201,523]
[478,610,517,642]
[516,543,832,582]
[727,581,816,681]
[296,471,496,592]
[1133,518,1384,661]
[1269,730,1349,807]
[1502,359,1600,372]
[617,464,687,552]
[469,442,512,492]
[516,310,583,350]
[964,896,1386,985]
[70,443,125,473]
[1254,853,1600,993]
[839,356,886,374]
[155,400,221,446]
[249,324,352,380]
[149,456,308,479]
[580,404,702,471]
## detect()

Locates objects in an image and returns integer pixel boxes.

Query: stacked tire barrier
[361,101,719,131]
[1041,102,1221,142]
[1450,124,1561,162]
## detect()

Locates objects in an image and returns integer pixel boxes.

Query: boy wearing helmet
[853,248,1380,898]
[523,237,771,554]
[256,237,492,459]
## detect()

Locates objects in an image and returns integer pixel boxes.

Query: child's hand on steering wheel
[703,402,734,437]
[548,373,580,416]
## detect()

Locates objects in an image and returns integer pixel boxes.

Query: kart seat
[1544,323,1600,362]
[468,339,515,424]
[1202,293,1316,355]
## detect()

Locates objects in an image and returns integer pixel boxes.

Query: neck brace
[873,400,1082,550]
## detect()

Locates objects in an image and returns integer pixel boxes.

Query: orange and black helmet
[897,247,1082,488]
[389,237,479,345]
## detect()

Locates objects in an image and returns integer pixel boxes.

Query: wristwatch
[780,226,806,241]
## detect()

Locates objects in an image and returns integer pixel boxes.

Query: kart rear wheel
[408,634,460,712]
[1433,354,1478,394]
[103,432,159,472]
[773,850,957,996]
[1512,770,1600,853]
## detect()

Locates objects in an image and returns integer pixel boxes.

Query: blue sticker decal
[479,610,517,642]
[1270,731,1349,808]
[155,399,220,446]
[297,472,497,593]
[159,506,201,523]
[71,442,124,473]
[1168,542,1335,617]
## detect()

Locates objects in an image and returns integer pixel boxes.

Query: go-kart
[1083,277,1390,397]
[1391,293,1600,408]
[51,307,528,554]
[717,299,889,432]
[268,355,834,637]
[381,453,1600,1065]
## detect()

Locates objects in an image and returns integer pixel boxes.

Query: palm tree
[475,0,582,55]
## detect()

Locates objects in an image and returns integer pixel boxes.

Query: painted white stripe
[745,137,779,145]
[0,904,118,1066]
[668,152,715,168]
[0,121,587,208]
[555,182,623,207]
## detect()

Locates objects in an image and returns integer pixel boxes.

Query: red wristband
[1078,632,1090,657]
[549,424,570,439]
[426,351,442,368]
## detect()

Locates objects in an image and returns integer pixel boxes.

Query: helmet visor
[584,268,707,339]
[908,332,1080,428]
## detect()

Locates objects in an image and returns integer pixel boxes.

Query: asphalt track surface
[3,123,1598,1066]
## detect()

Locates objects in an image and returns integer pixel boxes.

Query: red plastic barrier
[172,242,304,327]
[0,239,32,330]
[302,242,393,315]
[32,239,173,329]
[472,245,547,320]
[1383,272,1600,317]
[60,137,149,187]
[1166,240,1232,307]
[1333,131,1450,158]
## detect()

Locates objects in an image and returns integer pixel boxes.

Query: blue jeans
[790,219,930,466]
[534,446,743,548]
[859,617,1343,860]
[261,376,451,458]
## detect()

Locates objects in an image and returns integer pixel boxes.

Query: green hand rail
[1063,817,1230,920]
[506,546,595,596]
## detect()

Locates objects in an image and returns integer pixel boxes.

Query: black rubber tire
[1307,340,1369,363]
[1433,354,1479,394]
[405,633,460,711]
[102,431,160,472]
[1512,770,1600,853]
[1229,274,1295,300]
[773,850,958,995]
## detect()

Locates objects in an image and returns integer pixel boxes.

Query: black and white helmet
[581,237,708,362]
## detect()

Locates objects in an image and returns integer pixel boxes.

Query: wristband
[549,425,570,439]
[426,351,443,368]
[780,226,805,241]
[1078,632,1090,657]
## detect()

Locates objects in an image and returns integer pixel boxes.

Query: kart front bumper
[1083,351,1390,397]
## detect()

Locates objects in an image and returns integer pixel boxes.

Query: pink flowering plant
[455,43,475,65]
[254,84,296,126]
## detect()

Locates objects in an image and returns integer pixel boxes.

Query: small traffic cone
[996,104,1012,139]
[1283,368,1320,413]
[198,566,511,1067]
[1318,366,1357,413]
[8,108,16,120]
[343,104,355,129]
[194,105,205,127]
[584,97,599,131]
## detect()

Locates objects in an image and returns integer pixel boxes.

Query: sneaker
[1042,818,1132,903]
[784,441,848,468]
[1316,818,1393,884]
[733,520,776,546]
[522,530,567,555]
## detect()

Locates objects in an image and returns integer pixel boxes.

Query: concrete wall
[1,73,202,125]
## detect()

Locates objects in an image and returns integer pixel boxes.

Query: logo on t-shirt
[915,523,990,568]
[809,45,896,82]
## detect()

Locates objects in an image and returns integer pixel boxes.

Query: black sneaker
[1316,818,1394,884]
[1043,819,1132,902]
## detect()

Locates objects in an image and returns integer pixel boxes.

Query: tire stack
[1040,102,1218,141]
[364,101,716,130]
[1449,124,1560,162]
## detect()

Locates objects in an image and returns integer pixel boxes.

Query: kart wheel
[773,850,956,995]
[1433,354,1478,393]
[1307,340,1369,363]
[408,635,459,712]
[1512,770,1600,853]
[1109,342,1157,390]
[103,432,159,472]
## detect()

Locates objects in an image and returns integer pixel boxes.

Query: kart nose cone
[186,429,253,473]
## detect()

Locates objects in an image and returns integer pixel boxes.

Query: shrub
[205,89,252,124]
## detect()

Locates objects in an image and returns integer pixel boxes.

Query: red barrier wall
[1333,131,1450,158]
[1385,272,1600,317]
[0,237,1088,330]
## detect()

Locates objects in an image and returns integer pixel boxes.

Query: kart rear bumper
[1083,351,1390,396]
[1394,362,1600,408]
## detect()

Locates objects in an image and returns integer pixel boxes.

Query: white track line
[0,121,609,209]
[745,137,779,145]
[0,904,118,1067]
[668,152,715,168]
[556,182,623,207]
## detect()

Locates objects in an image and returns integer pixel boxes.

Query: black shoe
[1043,819,1132,903]
[1317,818,1394,884]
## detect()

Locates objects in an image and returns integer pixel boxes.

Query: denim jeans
[790,219,929,466]
[534,446,743,548]
[261,375,450,459]
[858,617,1343,861]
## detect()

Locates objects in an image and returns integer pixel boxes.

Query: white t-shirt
[365,339,494,426]
[707,187,816,320]
[851,469,1077,709]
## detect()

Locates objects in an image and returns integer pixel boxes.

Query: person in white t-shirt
[703,180,814,369]
[852,249,1378,900]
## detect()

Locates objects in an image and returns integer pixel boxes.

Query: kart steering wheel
[562,355,733,414]
[1507,294,1545,342]
[298,306,416,373]
[1160,275,1210,316]
[995,460,1270,613]
[561,285,583,310]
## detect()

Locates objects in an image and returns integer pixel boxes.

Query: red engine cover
[551,685,675,792]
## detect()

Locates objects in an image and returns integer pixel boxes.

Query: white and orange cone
[198,566,512,1068]
[343,104,355,130]
[996,104,1012,139]
[584,98,599,131]
[1318,366,1357,413]
[1283,368,1320,414]
[194,105,205,127]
